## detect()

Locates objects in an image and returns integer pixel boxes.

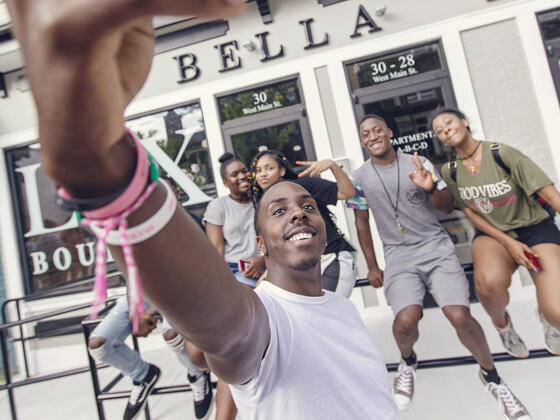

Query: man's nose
[290,207,307,223]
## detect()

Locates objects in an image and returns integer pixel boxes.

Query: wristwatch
[425,182,438,195]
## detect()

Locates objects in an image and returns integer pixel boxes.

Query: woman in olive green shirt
[432,108,560,358]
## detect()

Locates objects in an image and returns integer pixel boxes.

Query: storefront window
[218,79,301,122]
[4,102,214,294]
[231,121,307,165]
[126,102,216,218]
[5,144,110,294]
[347,44,443,90]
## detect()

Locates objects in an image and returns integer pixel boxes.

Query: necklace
[371,156,402,236]
[458,141,481,175]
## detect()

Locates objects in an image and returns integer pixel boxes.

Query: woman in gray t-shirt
[204,153,264,287]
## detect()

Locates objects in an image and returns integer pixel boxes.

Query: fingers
[243,267,259,279]
[298,166,313,178]
[522,246,540,272]
[409,153,423,171]
[295,161,311,166]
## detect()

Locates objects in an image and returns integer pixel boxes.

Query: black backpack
[447,143,555,217]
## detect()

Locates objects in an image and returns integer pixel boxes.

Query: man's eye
[272,208,286,216]
[302,204,315,211]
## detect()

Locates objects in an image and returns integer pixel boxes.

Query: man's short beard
[288,257,320,272]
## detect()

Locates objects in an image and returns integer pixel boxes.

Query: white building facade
[0,0,560,374]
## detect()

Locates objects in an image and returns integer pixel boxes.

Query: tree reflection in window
[232,121,307,167]
[126,103,217,203]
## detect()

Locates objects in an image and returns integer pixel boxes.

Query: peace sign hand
[409,153,435,192]
[296,159,335,178]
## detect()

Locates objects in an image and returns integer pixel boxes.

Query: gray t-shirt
[348,153,449,252]
[203,195,259,264]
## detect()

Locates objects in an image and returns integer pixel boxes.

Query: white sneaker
[537,310,560,355]
[496,313,529,358]
[479,370,531,420]
[392,359,416,410]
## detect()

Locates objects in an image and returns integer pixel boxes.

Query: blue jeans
[90,297,201,383]
[228,262,257,288]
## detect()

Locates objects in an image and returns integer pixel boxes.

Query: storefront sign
[347,43,443,90]
[218,78,301,122]
[175,4,382,83]
[390,130,437,156]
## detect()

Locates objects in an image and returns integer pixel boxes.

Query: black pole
[82,322,106,420]
[0,328,17,420]
[16,301,30,378]
[132,334,151,420]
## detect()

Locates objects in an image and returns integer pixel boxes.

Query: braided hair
[249,150,298,206]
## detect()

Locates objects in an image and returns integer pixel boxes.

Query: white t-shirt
[230,281,397,420]
[203,195,259,263]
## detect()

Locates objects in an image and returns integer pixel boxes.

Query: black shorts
[473,217,560,248]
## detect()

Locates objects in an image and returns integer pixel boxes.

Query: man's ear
[257,235,267,256]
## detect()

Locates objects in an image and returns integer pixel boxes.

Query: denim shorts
[228,262,257,288]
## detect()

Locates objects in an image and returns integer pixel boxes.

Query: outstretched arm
[7,0,269,385]
[297,160,356,200]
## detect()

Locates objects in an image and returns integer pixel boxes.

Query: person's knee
[443,307,472,331]
[186,342,208,370]
[393,307,421,335]
[164,330,185,353]
[541,306,560,330]
[88,337,107,361]
[474,270,505,298]
[162,328,178,342]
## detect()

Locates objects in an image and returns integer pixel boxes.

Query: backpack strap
[490,143,510,176]
[490,143,555,217]
[448,158,458,183]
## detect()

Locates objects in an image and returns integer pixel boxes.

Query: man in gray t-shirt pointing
[347,115,529,419]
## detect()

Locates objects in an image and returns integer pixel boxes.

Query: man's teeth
[289,232,313,241]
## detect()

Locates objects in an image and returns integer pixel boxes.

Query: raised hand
[296,159,335,178]
[408,152,435,192]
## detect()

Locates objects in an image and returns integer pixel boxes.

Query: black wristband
[425,182,438,195]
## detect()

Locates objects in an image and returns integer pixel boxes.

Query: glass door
[218,77,316,167]
[356,79,456,165]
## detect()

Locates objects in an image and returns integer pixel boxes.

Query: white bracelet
[89,179,177,245]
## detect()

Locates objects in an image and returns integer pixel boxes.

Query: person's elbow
[440,200,455,214]
[435,190,455,214]
[337,186,356,201]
